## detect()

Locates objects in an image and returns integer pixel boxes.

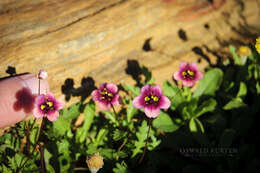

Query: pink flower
[38,70,48,79]
[33,92,64,122]
[133,85,171,118]
[173,62,203,87]
[91,83,120,110]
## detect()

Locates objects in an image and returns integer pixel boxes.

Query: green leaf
[99,148,117,160]
[182,106,191,120]
[62,103,81,119]
[193,68,223,98]
[147,135,161,150]
[229,45,241,65]
[104,111,119,126]
[132,121,148,158]
[122,85,140,97]
[57,140,71,172]
[219,129,236,147]
[8,153,24,171]
[223,97,246,110]
[153,112,180,132]
[113,161,128,173]
[256,82,260,94]
[127,101,137,123]
[76,102,95,143]
[52,116,71,137]
[237,82,247,98]
[93,129,108,146]
[194,98,217,117]
[0,165,12,173]
[189,118,204,133]
[113,129,127,141]
[163,81,184,109]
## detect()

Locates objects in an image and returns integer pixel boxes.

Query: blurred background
[0,0,260,105]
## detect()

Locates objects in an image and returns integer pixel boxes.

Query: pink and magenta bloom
[133,85,171,118]
[33,92,63,122]
[173,62,203,87]
[91,83,120,110]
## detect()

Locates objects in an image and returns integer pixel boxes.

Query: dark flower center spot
[40,101,54,113]
[144,95,159,105]
[182,70,195,79]
[100,88,114,101]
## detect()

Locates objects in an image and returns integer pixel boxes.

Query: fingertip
[0,74,50,128]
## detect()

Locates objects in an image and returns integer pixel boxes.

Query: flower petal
[35,94,46,105]
[182,80,196,87]
[196,71,203,80]
[133,96,145,109]
[98,102,111,111]
[111,94,120,106]
[141,84,151,95]
[46,92,55,98]
[153,85,162,96]
[180,62,188,69]
[91,90,99,101]
[32,107,44,118]
[159,96,171,109]
[99,83,106,90]
[106,83,118,93]
[173,71,181,81]
[144,107,161,118]
[189,62,198,69]
[46,111,59,122]
[57,99,65,110]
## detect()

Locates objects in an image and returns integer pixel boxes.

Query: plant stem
[111,104,118,117]
[116,138,127,161]
[111,104,121,127]
[40,144,46,173]
[38,79,41,95]
[138,118,152,164]
[17,118,45,172]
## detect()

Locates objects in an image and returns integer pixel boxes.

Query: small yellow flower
[238,46,251,57]
[255,37,260,54]
[86,153,104,173]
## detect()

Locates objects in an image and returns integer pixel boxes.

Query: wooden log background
[0,0,260,105]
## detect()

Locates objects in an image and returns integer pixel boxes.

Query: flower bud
[86,153,104,173]
[38,70,48,79]
[237,46,251,57]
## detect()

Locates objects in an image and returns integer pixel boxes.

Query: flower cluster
[90,62,203,119]
[32,62,203,121]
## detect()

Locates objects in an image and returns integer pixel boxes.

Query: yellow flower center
[239,47,247,53]
[145,95,159,105]
[40,105,45,110]
[100,88,113,100]
[46,101,53,107]
[182,70,195,79]
[40,100,54,112]
[145,96,150,101]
